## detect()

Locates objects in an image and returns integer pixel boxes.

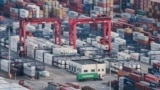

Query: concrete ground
[0,61,150,90]
[0,46,151,90]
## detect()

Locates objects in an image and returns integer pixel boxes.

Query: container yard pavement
[4,66,116,90]
[0,47,151,90]
[1,61,151,90]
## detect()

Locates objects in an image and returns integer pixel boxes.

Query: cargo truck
[76,73,102,81]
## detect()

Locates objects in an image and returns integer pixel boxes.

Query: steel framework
[69,17,112,50]
[19,18,62,56]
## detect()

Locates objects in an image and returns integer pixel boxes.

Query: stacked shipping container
[146,0,160,21]
[134,0,149,11]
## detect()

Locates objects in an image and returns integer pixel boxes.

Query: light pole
[109,60,111,90]
[120,0,122,13]
[8,25,11,78]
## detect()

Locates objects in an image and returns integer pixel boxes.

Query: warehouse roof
[72,59,103,65]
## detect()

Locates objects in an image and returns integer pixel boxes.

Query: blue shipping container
[0,0,6,5]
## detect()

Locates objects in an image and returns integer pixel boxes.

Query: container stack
[43,5,49,18]
[146,0,160,21]
[52,6,67,19]
[121,0,134,10]
[96,0,114,17]
[115,61,160,90]
[113,0,120,13]
[111,61,141,73]
[0,59,10,73]
[134,0,149,11]
[0,0,7,6]
[10,7,19,19]
[0,78,30,90]
[23,63,36,77]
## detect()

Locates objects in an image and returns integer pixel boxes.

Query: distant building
[68,59,106,79]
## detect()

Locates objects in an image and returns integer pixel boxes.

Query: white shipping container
[11,36,19,52]
[39,71,50,77]
[44,53,54,65]
[68,11,79,18]
[151,60,160,65]
[76,39,86,46]
[96,36,102,41]
[111,42,120,52]
[118,52,130,60]
[140,56,150,64]
[94,6,103,12]
[137,35,149,41]
[133,32,144,41]
[0,59,9,73]
[157,22,160,27]
[10,8,19,14]
[35,50,49,62]
[26,24,36,32]
[86,38,92,43]
[151,42,160,50]
[26,42,38,58]
[111,31,119,39]
[52,48,77,55]
[117,29,124,38]
[83,0,93,4]
[114,38,126,45]
[90,10,99,15]
[98,0,108,3]
[113,5,120,9]
[90,14,97,18]
[148,51,160,56]
[130,53,139,60]
[23,66,36,77]
[121,13,132,19]
[63,31,69,37]
[79,14,90,18]
[19,9,29,18]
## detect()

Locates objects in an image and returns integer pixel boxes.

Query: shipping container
[76,73,100,81]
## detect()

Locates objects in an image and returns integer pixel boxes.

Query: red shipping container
[135,82,146,90]
[16,1,28,8]
[144,74,159,83]
[153,63,160,69]
[77,4,84,9]
[0,16,4,21]
[123,66,136,73]
[129,73,142,82]
[73,0,82,4]
[76,8,84,14]
[10,13,19,20]
[66,82,80,89]
[125,8,135,14]
[7,3,16,7]
[97,2,111,8]
[118,19,128,23]
[24,0,30,2]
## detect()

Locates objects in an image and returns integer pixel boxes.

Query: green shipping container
[136,10,146,16]
[76,73,99,81]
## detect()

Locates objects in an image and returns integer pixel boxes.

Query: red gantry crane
[19,18,62,56]
[69,17,112,51]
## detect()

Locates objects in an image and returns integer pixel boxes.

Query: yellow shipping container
[135,27,143,32]
[53,9,57,16]
[125,28,132,33]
